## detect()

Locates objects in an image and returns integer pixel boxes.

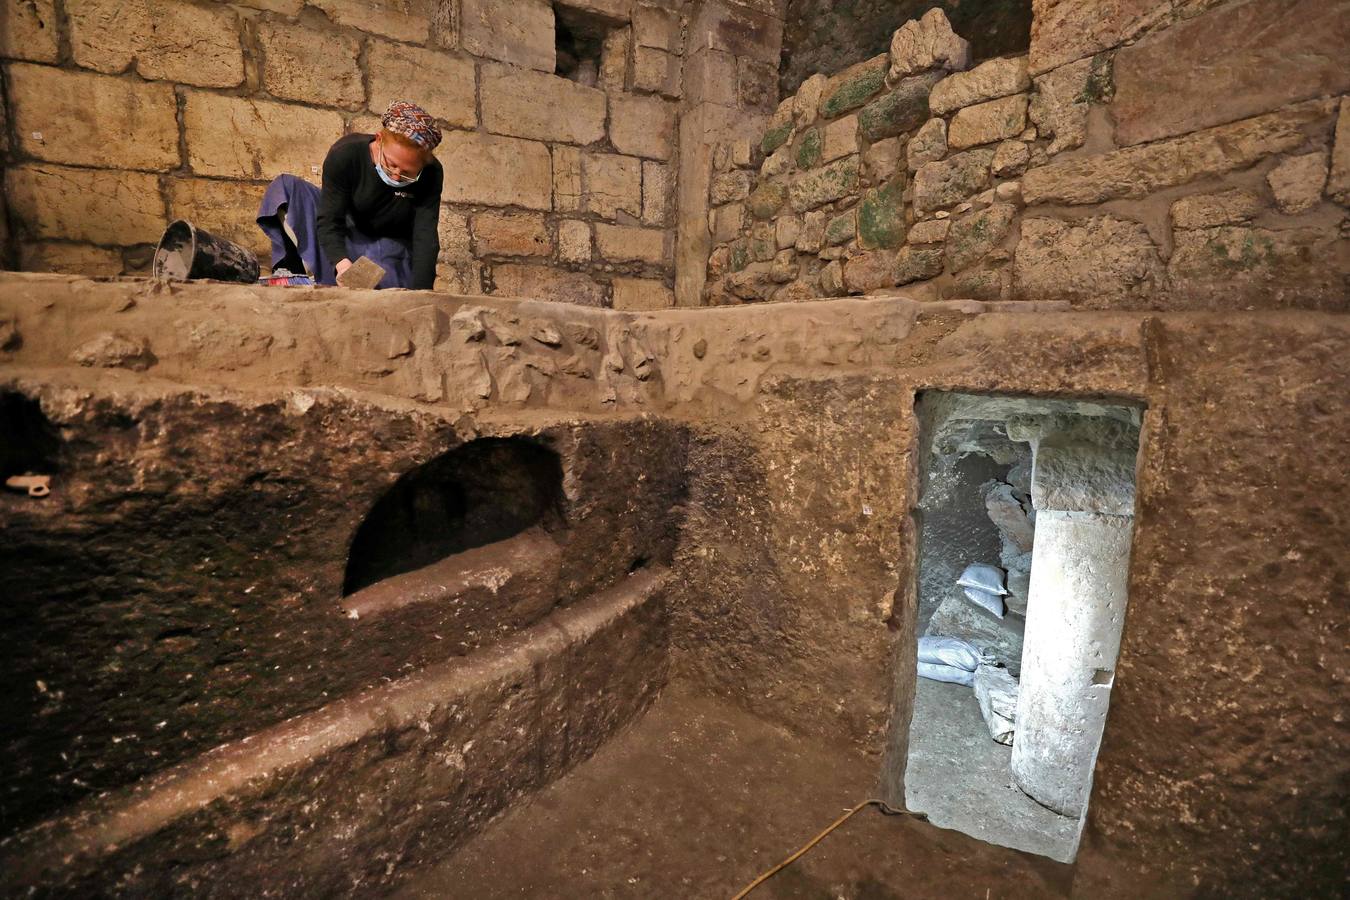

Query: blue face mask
[375,158,419,188]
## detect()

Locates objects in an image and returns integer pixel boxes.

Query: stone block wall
[0,0,689,308]
[702,1,1350,310]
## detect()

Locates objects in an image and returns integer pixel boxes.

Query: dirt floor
[397,688,1073,899]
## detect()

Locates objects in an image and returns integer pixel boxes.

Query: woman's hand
[336,258,353,277]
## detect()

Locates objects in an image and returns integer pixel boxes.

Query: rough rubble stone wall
[702,1,1350,310]
[0,0,689,309]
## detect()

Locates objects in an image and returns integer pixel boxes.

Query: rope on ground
[729,799,924,900]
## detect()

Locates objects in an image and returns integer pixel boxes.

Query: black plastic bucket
[152,219,260,283]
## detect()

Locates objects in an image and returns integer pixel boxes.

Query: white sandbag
[973,663,1019,745]
[957,563,1008,595]
[917,635,987,671]
[918,661,975,686]
[963,585,1006,619]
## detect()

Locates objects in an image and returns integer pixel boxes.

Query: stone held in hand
[337,256,387,290]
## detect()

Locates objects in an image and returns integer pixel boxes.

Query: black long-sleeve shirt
[316,134,443,290]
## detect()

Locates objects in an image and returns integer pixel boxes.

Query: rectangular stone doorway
[890,391,1143,863]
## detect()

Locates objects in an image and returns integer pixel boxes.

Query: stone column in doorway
[1005,413,1139,819]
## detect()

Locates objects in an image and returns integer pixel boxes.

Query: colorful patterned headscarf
[381,100,442,151]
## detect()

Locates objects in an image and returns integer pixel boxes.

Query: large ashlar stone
[948,94,1028,150]
[610,94,677,161]
[369,42,477,129]
[738,56,778,111]
[310,0,434,43]
[600,26,631,92]
[1266,152,1329,214]
[1028,55,1111,156]
[471,212,552,258]
[632,4,681,52]
[907,118,947,171]
[888,8,969,82]
[553,146,583,213]
[441,132,553,210]
[632,46,683,98]
[584,153,642,219]
[1021,99,1335,206]
[168,178,272,262]
[258,22,364,109]
[8,64,179,171]
[930,56,1030,116]
[6,164,166,245]
[912,148,995,214]
[482,64,606,145]
[789,156,861,212]
[1168,224,1346,308]
[19,242,124,276]
[946,203,1016,272]
[596,224,667,264]
[1014,215,1166,304]
[1169,189,1262,229]
[490,264,605,306]
[819,55,888,119]
[557,219,592,264]
[185,93,344,179]
[1111,0,1350,147]
[67,0,244,87]
[1329,97,1350,206]
[437,209,472,265]
[859,72,942,143]
[462,0,554,70]
[0,0,58,62]
[612,277,674,311]
[642,160,673,226]
[685,48,737,107]
[1029,0,1171,76]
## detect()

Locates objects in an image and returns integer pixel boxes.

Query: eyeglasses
[377,139,422,186]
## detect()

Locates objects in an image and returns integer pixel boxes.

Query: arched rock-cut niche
[342,437,565,596]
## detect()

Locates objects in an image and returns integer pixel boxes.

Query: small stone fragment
[994,181,1023,204]
[992,140,1030,177]
[1266,152,1329,214]
[907,118,947,171]
[894,245,945,284]
[907,218,950,244]
[748,181,789,220]
[1169,189,1262,229]
[820,258,845,295]
[73,332,154,370]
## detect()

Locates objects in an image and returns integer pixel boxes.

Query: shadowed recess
[342,437,566,595]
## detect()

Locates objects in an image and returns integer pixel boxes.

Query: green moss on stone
[1077,53,1115,104]
[796,128,823,169]
[820,65,886,119]
[857,178,907,249]
[789,156,861,212]
[730,239,750,272]
[761,120,793,154]
[858,72,939,143]
[826,210,857,245]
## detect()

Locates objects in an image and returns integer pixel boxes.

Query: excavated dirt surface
[398,689,1071,899]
